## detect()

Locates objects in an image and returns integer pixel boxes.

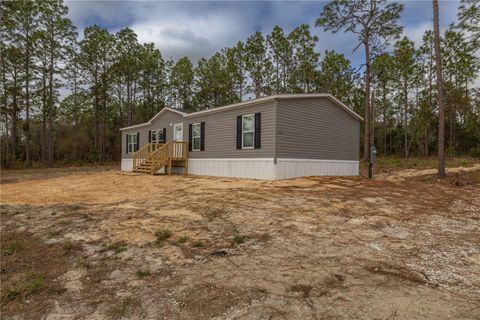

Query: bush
[470,147,480,158]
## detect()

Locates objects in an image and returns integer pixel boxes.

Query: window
[150,129,164,143]
[157,129,164,143]
[242,114,254,149]
[127,133,138,153]
[192,123,201,151]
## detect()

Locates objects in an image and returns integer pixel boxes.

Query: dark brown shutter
[135,133,139,151]
[236,115,242,149]
[148,130,151,143]
[200,122,205,151]
[254,113,261,149]
[162,128,166,143]
[188,124,193,151]
[126,134,129,153]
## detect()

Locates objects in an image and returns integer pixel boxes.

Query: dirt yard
[1,162,480,319]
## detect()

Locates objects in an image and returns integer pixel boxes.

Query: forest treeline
[1,0,479,167]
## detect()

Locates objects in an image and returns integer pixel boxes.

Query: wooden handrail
[133,141,189,174]
[132,142,164,169]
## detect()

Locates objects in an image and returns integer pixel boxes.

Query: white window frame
[150,129,164,143]
[127,133,138,154]
[157,129,164,143]
[242,114,254,149]
[192,123,201,152]
[151,130,158,143]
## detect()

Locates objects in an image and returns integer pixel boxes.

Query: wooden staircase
[132,141,188,175]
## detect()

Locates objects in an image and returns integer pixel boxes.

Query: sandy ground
[1,163,480,319]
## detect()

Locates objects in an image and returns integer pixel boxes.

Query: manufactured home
[120,94,362,180]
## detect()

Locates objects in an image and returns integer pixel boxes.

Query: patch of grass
[47,229,62,238]
[104,241,128,254]
[176,235,188,244]
[373,157,477,172]
[136,270,150,277]
[57,219,71,226]
[2,241,24,256]
[1,289,19,303]
[191,240,204,248]
[26,273,45,294]
[233,235,246,244]
[155,229,172,244]
[63,240,81,254]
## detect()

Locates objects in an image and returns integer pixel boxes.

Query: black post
[369,146,377,179]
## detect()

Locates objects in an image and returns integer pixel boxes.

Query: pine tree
[2,0,40,165]
[37,0,77,166]
[78,25,114,162]
[433,0,446,178]
[170,57,194,110]
[245,32,272,98]
[394,37,417,158]
[316,0,404,162]
[267,26,293,94]
[317,50,356,103]
[371,53,396,156]
[458,0,480,49]
[288,24,319,93]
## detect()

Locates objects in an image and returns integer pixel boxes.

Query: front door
[172,123,184,158]
[173,123,183,141]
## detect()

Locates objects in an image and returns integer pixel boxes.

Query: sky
[65,0,462,68]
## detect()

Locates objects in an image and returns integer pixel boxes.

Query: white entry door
[172,123,184,158]
[173,123,183,141]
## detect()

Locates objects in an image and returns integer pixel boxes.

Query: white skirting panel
[121,159,133,171]
[122,158,359,179]
[276,158,359,179]
[188,158,277,180]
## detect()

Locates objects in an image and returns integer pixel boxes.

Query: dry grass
[1,161,480,319]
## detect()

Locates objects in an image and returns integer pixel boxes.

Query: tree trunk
[41,69,47,164]
[11,68,18,163]
[94,73,99,161]
[383,85,387,157]
[73,68,78,161]
[127,80,132,126]
[47,25,55,167]
[404,79,408,158]
[48,63,54,167]
[363,39,371,162]
[433,0,445,178]
[25,43,31,166]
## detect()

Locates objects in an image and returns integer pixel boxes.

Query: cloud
[65,0,463,67]
[128,8,254,61]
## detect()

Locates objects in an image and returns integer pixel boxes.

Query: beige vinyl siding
[122,110,184,159]
[184,101,276,159]
[276,97,360,161]
[122,102,276,159]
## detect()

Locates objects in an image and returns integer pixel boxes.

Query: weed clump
[104,241,128,254]
[192,240,204,248]
[155,229,172,244]
[176,235,188,244]
[2,241,24,256]
[233,235,246,244]
[136,270,150,277]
